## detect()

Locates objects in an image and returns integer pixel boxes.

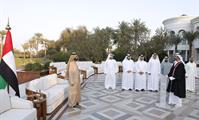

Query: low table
[27,94,47,120]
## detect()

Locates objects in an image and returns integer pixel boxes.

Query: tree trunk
[175,44,178,53]
[23,51,25,60]
[189,44,192,58]
[44,50,46,58]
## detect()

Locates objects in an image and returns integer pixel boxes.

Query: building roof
[162,15,196,25]
[191,16,199,24]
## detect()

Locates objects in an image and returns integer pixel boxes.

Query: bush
[24,62,43,71]
[113,48,127,61]
[41,60,51,70]
[49,52,70,62]
[46,48,58,56]
[24,63,33,71]
[32,63,42,71]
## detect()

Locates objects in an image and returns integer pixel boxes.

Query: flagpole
[0,30,6,58]
[6,18,11,94]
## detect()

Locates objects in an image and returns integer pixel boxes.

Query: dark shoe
[141,89,145,92]
[154,90,158,92]
[149,90,153,92]
[135,89,139,92]
[129,89,132,91]
[121,89,125,91]
[75,103,81,108]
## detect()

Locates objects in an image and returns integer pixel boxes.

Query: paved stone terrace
[59,73,199,120]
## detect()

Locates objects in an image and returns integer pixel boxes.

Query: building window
[178,29,186,45]
[197,49,199,61]
[197,26,199,31]
[170,31,175,35]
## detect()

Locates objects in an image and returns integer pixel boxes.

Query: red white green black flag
[0,23,20,97]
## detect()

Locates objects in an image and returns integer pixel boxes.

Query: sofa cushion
[0,89,11,114]
[77,61,93,70]
[9,83,28,99]
[46,94,66,113]
[43,74,58,90]
[10,96,33,109]
[0,108,37,120]
[45,84,68,106]
[27,78,44,91]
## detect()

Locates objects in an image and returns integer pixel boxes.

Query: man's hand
[169,77,175,81]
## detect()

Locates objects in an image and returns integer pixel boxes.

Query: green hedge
[24,60,51,71]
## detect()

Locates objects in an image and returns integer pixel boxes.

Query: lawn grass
[15,57,51,69]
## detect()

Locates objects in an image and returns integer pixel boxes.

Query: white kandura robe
[135,61,147,90]
[185,62,197,92]
[161,61,172,76]
[104,59,118,89]
[147,59,161,91]
[122,59,134,90]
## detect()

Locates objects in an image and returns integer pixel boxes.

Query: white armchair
[0,90,37,120]
[77,61,94,78]
[93,62,105,74]
[49,62,67,75]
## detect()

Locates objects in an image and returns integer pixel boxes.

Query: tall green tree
[180,30,199,58]
[168,31,182,53]
[136,27,168,61]
[56,28,72,51]
[88,27,114,62]
[113,19,150,60]
[22,42,30,59]
[131,19,150,48]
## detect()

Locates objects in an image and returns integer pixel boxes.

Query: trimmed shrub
[24,63,33,71]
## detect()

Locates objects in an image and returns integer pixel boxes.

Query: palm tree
[169,31,182,53]
[22,43,29,60]
[180,30,199,58]
[131,19,149,47]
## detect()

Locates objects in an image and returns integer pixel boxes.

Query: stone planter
[17,70,49,84]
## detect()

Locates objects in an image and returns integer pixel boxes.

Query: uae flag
[0,25,20,97]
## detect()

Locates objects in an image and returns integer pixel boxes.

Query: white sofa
[117,61,122,72]
[77,61,95,78]
[49,62,84,80]
[93,61,105,74]
[27,74,69,114]
[49,62,67,75]
[0,90,37,120]
[197,67,199,76]
[27,73,84,114]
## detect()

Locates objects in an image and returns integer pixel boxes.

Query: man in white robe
[122,54,134,91]
[161,56,172,76]
[104,53,118,89]
[147,53,161,92]
[185,57,198,92]
[135,55,147,91]
[159,56,172,107]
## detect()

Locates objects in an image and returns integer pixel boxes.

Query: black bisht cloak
[166,62,186,98]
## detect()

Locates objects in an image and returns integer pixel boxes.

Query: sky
[0,0,199,50]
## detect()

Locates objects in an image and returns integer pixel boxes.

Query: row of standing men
[104,53,198,92]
